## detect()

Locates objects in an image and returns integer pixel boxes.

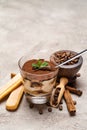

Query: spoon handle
[55,49,87,68]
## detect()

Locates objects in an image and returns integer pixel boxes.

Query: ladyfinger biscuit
[0,73,23,101]
[6,85,24,110]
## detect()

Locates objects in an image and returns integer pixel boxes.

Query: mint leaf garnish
[40,62,48,68]
[32,60,48,70]
[32,63,39,69]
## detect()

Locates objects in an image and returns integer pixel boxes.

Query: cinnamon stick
[64,89,76,116]
[66,86,82,96]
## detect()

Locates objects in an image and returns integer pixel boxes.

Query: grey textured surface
[0,0,87,130]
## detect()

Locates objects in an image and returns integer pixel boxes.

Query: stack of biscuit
[0,73,24,111]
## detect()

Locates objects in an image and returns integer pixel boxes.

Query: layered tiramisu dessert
[19,59,58,96]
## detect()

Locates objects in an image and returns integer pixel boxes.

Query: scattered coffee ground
[52,51,79,65]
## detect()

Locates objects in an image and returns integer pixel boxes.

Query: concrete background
[0,0,87,130]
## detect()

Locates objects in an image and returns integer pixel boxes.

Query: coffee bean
[59,105,63,111]
[70,61,74,65]
[29,103,34,108]
[74,59,78,63]
[57,53,60,56]
[39,109,43,114]
[55,89,59,95]
[54,93,58,97]
[53,100,57,106]
[62,53,66,58]
[73,100,77,105]
[46,102,50,106]
[55,59,59,63]
[76,73,81,77]
[60,58,65,62]
[60,99,63,104]
[66,52,71,57]
[48,107,52,112]
[54,96,58,102]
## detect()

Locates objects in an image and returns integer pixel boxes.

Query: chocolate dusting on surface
[22,59,56,74]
